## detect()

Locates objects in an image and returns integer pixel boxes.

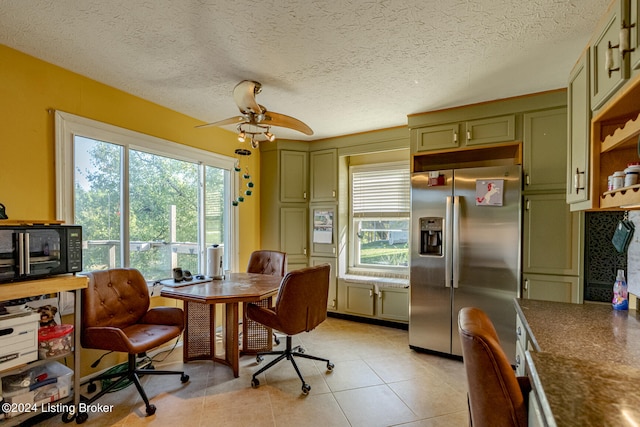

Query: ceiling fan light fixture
[265,131,276,142]
[237,130,246,142]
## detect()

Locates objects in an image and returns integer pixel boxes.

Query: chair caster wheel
[256,355,263,364]
[181,374,190,383]
[75,412,88,424]
[251,378,260,388]
[326,362,335,371]
[297,347,305,354]
[61,411,75,423]
[301,383,311,395]
[87,382,97,393]
[146,404,157,416]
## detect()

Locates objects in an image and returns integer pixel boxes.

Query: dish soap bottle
[612,269,629,310]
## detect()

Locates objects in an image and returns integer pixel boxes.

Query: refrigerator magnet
[475,180,504,206]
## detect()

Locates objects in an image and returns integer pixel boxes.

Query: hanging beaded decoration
[233,148,254,206]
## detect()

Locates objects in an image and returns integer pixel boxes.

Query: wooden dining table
[160,272,282,377]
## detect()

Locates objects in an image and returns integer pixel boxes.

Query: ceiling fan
[196,80,314,148]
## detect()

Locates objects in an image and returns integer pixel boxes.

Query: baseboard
[327,311,408,330]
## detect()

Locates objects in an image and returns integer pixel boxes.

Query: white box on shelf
[0,311,40,371]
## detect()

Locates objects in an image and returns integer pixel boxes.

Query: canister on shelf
[612,171,625,190]
[624,163,640,187]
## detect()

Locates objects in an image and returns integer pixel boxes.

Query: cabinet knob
[606,41,621,77]
[515,354,521,367]
[453,132,458,143]
[369,289,373,298]
[466,130,472,141]
[332,190,336,198]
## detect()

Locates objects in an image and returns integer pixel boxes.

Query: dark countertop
[526,351,640,427]
[514,299,640,426]
[515,298,640,369]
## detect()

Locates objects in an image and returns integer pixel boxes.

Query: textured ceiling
[0,0,610,140]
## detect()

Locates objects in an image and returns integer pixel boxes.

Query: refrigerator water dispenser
[420,217,443,256]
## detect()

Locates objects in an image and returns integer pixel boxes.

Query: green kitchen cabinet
[376,287,409,322]
[567,50,592,209]
[280,207,308,266]
[523,108,567,193]
[523,194,581,276]
[631,0,640,74]
[412,114,515,152]
[310,149,337,202]
[280,150,308,202]
[591,0,629,110]
[310,256,337,310]
[339,280,375,317]
[522,273,581,304]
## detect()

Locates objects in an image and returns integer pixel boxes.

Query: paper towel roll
[207,245,224,279]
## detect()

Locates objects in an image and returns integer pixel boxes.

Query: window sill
[342,273,409,289]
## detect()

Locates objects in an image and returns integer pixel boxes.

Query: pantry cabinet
[260,144,310,268]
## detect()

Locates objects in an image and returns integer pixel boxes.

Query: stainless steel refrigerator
[409,164,521,364]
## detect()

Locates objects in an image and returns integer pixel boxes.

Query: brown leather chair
[247,264,334,395]
[245,250,288,347]
[247,250,288,276]
[79,268,189,423]
[458,307,530,427]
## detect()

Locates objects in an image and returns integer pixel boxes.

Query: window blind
[352,167,410,217]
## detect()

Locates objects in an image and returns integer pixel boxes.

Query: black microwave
[0,224,82,283]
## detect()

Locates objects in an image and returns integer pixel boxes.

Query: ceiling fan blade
[195,116,246,129]
[263,111,314,136]
[233,80,263,114]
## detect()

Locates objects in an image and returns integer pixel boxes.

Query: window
[56,112,237,280]
[350,161,410,271]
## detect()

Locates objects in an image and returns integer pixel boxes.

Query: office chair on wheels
[247,264,334,395]
[458,307,530,427]
[73,268,189,424]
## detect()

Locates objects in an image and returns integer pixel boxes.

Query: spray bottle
[612,269,629,310]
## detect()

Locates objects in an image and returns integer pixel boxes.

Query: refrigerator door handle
[452,196,460,289]
[445,196,453,288]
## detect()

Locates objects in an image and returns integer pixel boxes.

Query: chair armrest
[140,307,184,329]
[82,326,133,353]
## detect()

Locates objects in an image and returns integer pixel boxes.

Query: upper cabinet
[310,149,337,202]
[591,0,630,111]
[413,114,515,152]
[280,150,308,202]
[630,0,640,73]
[570,0,640,211]
[567,50,592,209]
[523,108,567,193]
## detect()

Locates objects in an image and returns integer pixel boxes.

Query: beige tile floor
[36,318,469,426]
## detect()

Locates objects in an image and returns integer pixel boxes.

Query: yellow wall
[0,44,260,268]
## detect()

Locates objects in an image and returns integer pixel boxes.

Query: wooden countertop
[1,274,88,301]
[514,298,640,426]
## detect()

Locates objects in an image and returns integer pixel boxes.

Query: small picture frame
[475,179,504,206]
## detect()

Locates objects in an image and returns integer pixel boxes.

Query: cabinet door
[523,108,567,192]
[465,114,516,146]
[280,207,307,264]
[310,257,337,310]
[567,51,591,206]
[522,273,581,304]
[376,287,409,321]
[414,123,460,152]
[629,0,640,73]
[523,194,581,276]
[340,280,375,316]
[280,150,308,202]
[309,205,337,257]
[591,0,628,110]
[310,149,337,202]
